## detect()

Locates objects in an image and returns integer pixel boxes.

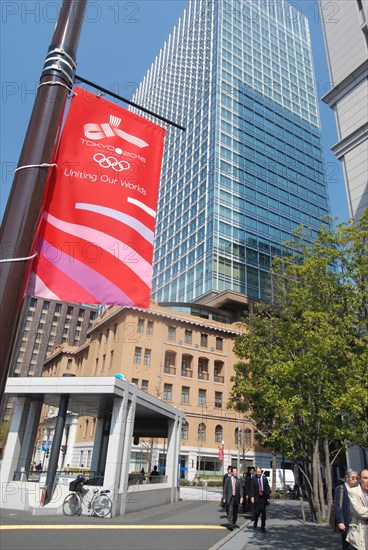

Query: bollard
[40,486,47,507]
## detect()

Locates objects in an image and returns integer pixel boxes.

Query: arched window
[181,354,193,377]
[234,427,241,446]
[198,422,206,442]
[215,425,223,444]
[244,429,252,447]
[181,421,189,440]
[198,357,209,380]
[164,351,176,374]
[83,419,89,438]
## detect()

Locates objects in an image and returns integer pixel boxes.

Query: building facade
[320,0,368,220]
[39,304,275,480]
[132,0,331,304]
[1,297,97,421]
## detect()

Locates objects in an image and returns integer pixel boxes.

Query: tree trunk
[324,437,332,521]
[271,452,277,499]
[316,446,325,523]
[312,438,323,523]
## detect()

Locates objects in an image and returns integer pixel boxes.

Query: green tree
[0,420,10,459]
[229,212,368,523]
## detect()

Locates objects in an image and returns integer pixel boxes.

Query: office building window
[215,425,223,444]
[200,333,208,347]
[198,389,206,406]
[215,391,223,409]
[181,386,190,404]
[144,349,151,366]
[134,347,142,364]
[168,326,176,341]
[185,330,192,344]
[141,380,149,392]
[163,383,173,401]
[182,421,189,440]
[198,422,206,442]
[147,321,154,336]
[216,337,223,351]
[137,318,144,333]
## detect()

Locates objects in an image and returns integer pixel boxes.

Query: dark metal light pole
[0,0,87,402]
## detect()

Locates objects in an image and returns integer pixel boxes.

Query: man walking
[347,469,368,550]
[223,467,244,530]
[250,467,270,532]
[334,469,358,549]
[222,465,232,510]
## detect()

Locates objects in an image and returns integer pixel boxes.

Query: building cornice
[88,305,245,337]
[321,59,368,108]
[331,122,368,159]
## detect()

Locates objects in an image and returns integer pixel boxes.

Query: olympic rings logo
[93,153,130,172]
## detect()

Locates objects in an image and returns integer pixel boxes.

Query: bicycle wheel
[93,493,112,518]
[63,493,81,516]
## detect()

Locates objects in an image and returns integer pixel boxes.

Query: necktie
[258,478,263,496]
[232,478,236,496]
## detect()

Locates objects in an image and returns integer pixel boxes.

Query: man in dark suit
[244,467,255,517]
[222,465,232,510]
[250,467,270,532]
[223,467,244,530]
[334,469,358,549]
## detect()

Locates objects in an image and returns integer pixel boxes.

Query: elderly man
[347,469,368,550]
[250,467,271,532]
[223,467,244,530]
[334,469,358,549]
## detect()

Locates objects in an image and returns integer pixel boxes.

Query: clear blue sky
[0,0,349,223]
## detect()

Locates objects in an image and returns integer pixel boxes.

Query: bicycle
[63,476,112,518]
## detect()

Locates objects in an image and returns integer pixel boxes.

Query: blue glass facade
[132,0,330,303]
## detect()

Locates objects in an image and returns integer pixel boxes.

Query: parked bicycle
[63,475,112,518]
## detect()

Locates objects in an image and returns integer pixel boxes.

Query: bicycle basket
[69,475,85,492]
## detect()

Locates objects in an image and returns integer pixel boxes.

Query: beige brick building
[40,302,264,480]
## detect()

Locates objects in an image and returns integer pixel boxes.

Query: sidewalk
[210,499,342,550]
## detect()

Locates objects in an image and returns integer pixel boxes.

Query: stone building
[39,302,268,480]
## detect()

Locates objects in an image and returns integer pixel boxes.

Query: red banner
[27,87,165,307]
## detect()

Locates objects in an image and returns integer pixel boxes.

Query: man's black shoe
[228,525,234,531]
[261,527,266,533]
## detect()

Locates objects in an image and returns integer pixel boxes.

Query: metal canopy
[5,376,181,438]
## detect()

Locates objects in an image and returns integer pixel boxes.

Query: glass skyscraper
[133,0,330,304]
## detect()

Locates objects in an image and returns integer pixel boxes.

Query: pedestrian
[334,468,358,549]
[222,466,244,531]
[149,465,160,482]
[242,472,249,512]
[346,469,368,550]
[250,466,270,532]
[245,467,256,518]
[222,465,232,510]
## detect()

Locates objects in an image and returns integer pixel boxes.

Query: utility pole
[0,0,87,401]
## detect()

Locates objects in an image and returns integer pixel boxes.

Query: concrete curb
[208,518,253,550]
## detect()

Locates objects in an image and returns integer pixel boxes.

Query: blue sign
[42,440,51,452]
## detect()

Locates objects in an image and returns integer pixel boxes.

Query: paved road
[1,496,233,550]
[0,488,342,550]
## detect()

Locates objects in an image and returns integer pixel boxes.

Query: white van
[263,469,295,491]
